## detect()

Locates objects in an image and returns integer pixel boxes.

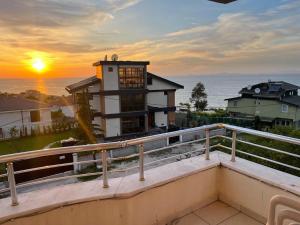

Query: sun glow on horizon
[23,51,54,75]
[32,58,46,72]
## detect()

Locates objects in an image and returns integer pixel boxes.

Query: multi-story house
[66,59,184,139]
[226,81,300,129]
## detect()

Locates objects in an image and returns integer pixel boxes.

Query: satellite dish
[247,85,252,90]
[111,54,119,61]
[254,88,261,94]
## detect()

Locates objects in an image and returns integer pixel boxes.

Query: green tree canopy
[190,82,208,111]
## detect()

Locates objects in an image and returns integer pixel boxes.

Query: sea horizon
[1,73,299,108]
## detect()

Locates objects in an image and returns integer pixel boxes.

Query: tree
[190,82,207,111]
[9,126,19,138]
[75,92,96,144]
[179,102,193,127]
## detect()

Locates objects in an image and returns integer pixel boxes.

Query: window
[121,116,145,134]
[108,67,113,72]
[121,94,145,112]
[233,101,238,107]
[147,74,152,85]
[30,110,41,122]
[119,67,144,89]
[282,104,288,113]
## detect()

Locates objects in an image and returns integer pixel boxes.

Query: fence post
[7,162,18,206]
[138,144,145,181]
[179,134,183,143]
[72,153,79,173]
[166,137,170,146]
[205,129,210,160]
[231,130,237,162]
[101,150,109,188]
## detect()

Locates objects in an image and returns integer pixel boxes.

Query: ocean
[0,74,299,108]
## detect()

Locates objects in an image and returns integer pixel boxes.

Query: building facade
[66,60,184,139]
[226,81,300,129]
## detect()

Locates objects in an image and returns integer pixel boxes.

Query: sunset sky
[0,0,300,78]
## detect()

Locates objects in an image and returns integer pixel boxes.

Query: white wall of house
[154,112,168,127]
[105,95,120,114]
[88,83,100,93]
[105,118,121,137]
[89,96,101,113]
[103,65,119,91]
[148,78,177,90]
[51,105,75,118]
[92,117,103,135]
[148,92,168,107]
[0,108,52,139]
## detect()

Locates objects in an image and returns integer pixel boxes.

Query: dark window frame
[120,94,145,112]
[121,116,145,134]
[119,67,145,89]
[30,110,41,122]
[147,74,152,85]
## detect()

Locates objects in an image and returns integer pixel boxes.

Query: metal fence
[0,123,299,206]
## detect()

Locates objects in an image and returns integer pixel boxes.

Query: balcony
[0,124,299,225]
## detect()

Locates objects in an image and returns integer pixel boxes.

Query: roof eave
[148,72,184,89]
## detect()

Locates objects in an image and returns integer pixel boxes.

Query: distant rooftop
[239,81,299,98]
[0,95,50,112]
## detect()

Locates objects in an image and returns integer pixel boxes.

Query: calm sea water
[0,74,299,108]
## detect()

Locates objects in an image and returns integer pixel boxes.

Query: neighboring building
[66,60,184,139]
[226,81,300,129]
[0,95,53,139]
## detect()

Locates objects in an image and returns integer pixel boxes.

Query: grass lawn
[0,130,76,156]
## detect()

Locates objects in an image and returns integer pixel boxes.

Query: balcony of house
[0,124,299,225]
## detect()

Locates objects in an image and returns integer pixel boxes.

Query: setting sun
[32,58,46,72]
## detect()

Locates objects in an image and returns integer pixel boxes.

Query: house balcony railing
[0,123,299,207]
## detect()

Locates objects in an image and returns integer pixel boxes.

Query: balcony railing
[0,123,299,206]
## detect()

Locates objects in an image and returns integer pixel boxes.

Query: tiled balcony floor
[172,201,264,225]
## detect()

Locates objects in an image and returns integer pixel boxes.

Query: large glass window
[119,67,144,89]
[121,94,145,112]
[121,116,145,134]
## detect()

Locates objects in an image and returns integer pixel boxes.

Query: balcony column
[231,130,237,162]
[7,162,18,206]
[205,129,210,160]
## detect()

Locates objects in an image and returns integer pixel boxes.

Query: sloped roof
[66,76,100,93]
[0,95,50,112]
[148,72,184,89]
[65,73,184,92]
[281,96,300,107]
[93,60,150,66]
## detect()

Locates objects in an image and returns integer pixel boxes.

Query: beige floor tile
[172,213,209,225]
[194,201,238,225]
[219,213,264,225]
